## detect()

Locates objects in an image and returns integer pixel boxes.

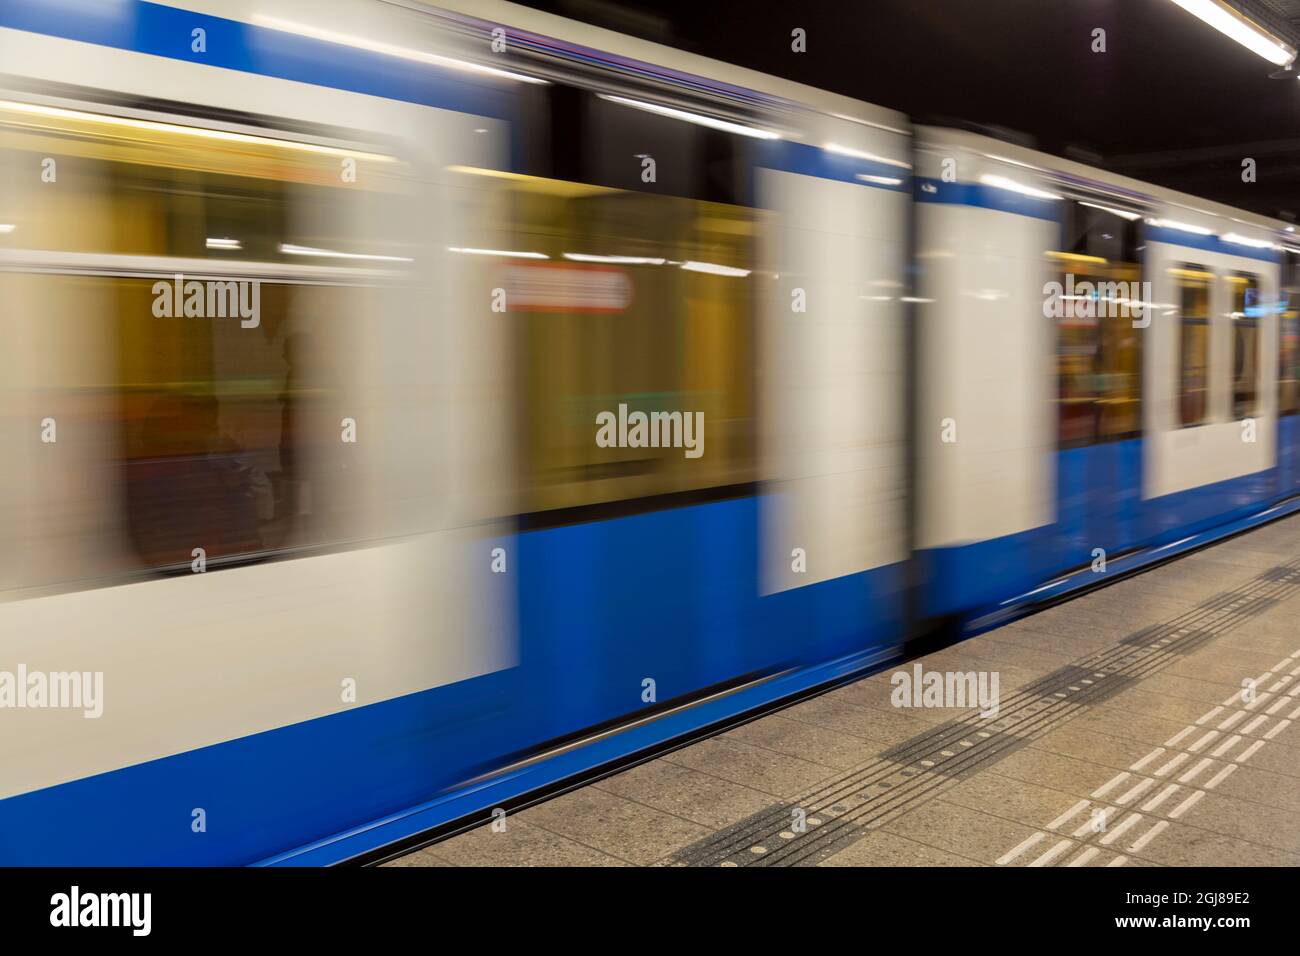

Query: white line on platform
[1141,784,1180,812]
[1100,813,1144,846]
[1074,809,1107,838]
[1049,799,1092,830]
[1177,757,1214,784]
[1116,778,1156,805]
[1236,739,1266,763]
[1204,764,1237,790]
[1210,735,1242,757]
[996,832,1046,865]
[1128,820,1169,853]
[1196,707,1224,725]
[1154,752,1190,777]
[1092,774,1129,799]
[1168,790,1205,819]
[1240,714,1268,735]
[1028,839,1074,867]
[1130,749,1165,772]
[1218,711,1247,730]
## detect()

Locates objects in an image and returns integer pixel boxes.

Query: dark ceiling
[1234,0,1300,44]
[517,0,1300,221]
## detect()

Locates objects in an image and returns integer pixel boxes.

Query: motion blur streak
[0,0,1297,866]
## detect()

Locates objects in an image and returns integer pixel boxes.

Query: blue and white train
[0,0,1296,865]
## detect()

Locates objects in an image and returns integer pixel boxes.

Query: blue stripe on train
[914,177,1061,221]
[1280,415,1300,498]
[0,0,511,119]
[1054,439,1144,568]
[1146,227,1282,265]
[759,141,911,192]
[0,495,906,865]
[921,438,1294,620]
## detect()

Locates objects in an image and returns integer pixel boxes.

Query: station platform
[387,515,1300,867]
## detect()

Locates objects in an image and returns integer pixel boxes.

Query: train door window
[1050,200,1143,447]
[1228,272,1262,420]
[489,82,759,519]
[1280,255,1299,416]
[1174,264,1212,427]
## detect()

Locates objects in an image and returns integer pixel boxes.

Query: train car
[914,126,1300,630]
[1,0,1297,867]
[0,0,913,865]
[0,0,536,865]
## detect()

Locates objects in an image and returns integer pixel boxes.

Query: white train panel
[757,139,909,594]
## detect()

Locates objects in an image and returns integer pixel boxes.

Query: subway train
[0,0,1297,866]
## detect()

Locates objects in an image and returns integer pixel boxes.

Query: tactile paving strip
[670,560,1300,866]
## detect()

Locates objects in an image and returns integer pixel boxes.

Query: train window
[488,82,757,518]
[585,92,753,205]
[1227,272,1262,420]
[116,280,372,569]
[1049,200,1143,447]
[1174,265,1212,428]
[0,100,399,261]
[502,178,756,516]
[516,83,755,206]
[1,102,396,574]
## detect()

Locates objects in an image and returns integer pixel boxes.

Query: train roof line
[414,0,911,133]
[917,124,1291,238]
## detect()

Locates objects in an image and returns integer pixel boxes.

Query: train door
[1049,197,1145,567]
[756,121,912,663]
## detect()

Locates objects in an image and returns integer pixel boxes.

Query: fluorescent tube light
[1166,0,1294,66]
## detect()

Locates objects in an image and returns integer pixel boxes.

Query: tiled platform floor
[387,515,1300,867]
